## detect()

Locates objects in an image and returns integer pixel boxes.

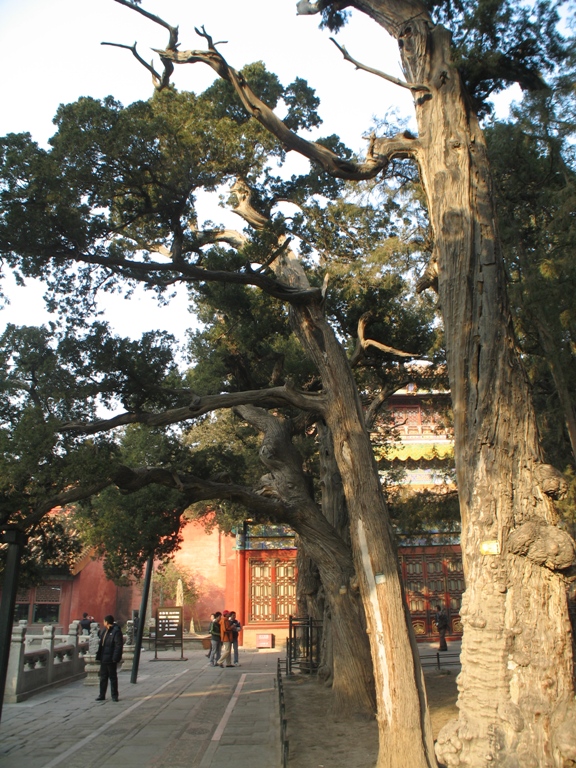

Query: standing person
[79,613,92,635]
[216,610,233,668]
[205,613,215,658]
[435,604,449,652]
[208,612,222,666]
[95,615,124,701]
[229,610,242,666]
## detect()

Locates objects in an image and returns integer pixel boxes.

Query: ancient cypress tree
[111,1,576,765]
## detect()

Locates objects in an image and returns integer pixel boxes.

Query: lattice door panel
[399,551,464,638]
[248,558,297,622]
[249,561,273,621]
[275,562,297,621]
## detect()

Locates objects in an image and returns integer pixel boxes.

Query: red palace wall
[6,522,463,647]
[172,520,235,631]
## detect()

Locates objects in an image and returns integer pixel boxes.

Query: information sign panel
[154,607,185,659]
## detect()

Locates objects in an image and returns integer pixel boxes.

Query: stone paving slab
[0,649,282,768]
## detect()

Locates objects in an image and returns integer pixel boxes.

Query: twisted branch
[60,382,327,436]
[330,37,430,93]
[350,311,422,367]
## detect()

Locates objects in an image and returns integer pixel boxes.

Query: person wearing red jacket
[215,610,234,668]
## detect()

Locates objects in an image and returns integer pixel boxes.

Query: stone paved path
[0,648,282,768]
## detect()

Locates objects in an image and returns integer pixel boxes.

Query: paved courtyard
[0,648,282,768]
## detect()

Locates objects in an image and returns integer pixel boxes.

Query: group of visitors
[208,610,242,667]
[86,606,243,704]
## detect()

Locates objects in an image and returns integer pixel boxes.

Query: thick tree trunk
[261,244,437,764]
[295,542,335,685]
[352,6,576,765]
[236,405,376,715]
[295,542,324,619]
[291,300,437,768]
[315,421,375,697]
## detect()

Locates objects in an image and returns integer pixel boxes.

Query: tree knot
[533,462,568,500]
[508,520,576,570]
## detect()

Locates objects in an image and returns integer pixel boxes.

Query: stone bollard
[88,623,100,655]
[83,623,101,686]
[5,623,27,703]
[83,654,100,685]
[41,625,55,680]
[67,620,81,646]
[41,624,55,650]
[121,621,135,671]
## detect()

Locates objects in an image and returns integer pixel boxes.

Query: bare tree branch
[229,179,270,229]
[101,41,165,89]
[107,0,180,89]
[350,311,422,367]
[330,37,430,93]
[296,0,353,17]
[108,5,421,180]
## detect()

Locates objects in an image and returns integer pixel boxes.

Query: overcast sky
[0,0,514,342]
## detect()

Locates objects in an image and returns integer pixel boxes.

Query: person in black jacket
[95,615,124,702]
[79,613,92,634]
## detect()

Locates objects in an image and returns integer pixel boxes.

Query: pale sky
[0,0,514,343]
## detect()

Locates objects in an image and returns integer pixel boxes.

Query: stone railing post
[67,621,83,675]
[122,621,134,670]
[42,625,55,684]
[83,623,101,686]
[67,620,80,647]
[4,623,27,703]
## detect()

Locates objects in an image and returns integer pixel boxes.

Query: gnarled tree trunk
[350,5,576,765]
[253,237,437,764]
[236,404,376,715]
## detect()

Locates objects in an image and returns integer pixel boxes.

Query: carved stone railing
[4,621,89,703]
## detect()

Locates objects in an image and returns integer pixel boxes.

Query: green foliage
[183,411,263,530]
[388,486,461,540]
[75,483,183,583]
[0,324,119,524]
[0,71,318,324]
[426,0,569,107]
[486,74,576,470]
[71,424,193,581]
[0,510,83,587]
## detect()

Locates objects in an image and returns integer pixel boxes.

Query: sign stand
[153,607,187,661]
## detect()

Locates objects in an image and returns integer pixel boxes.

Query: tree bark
[349,4,576,765]
[236,404,376,715]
